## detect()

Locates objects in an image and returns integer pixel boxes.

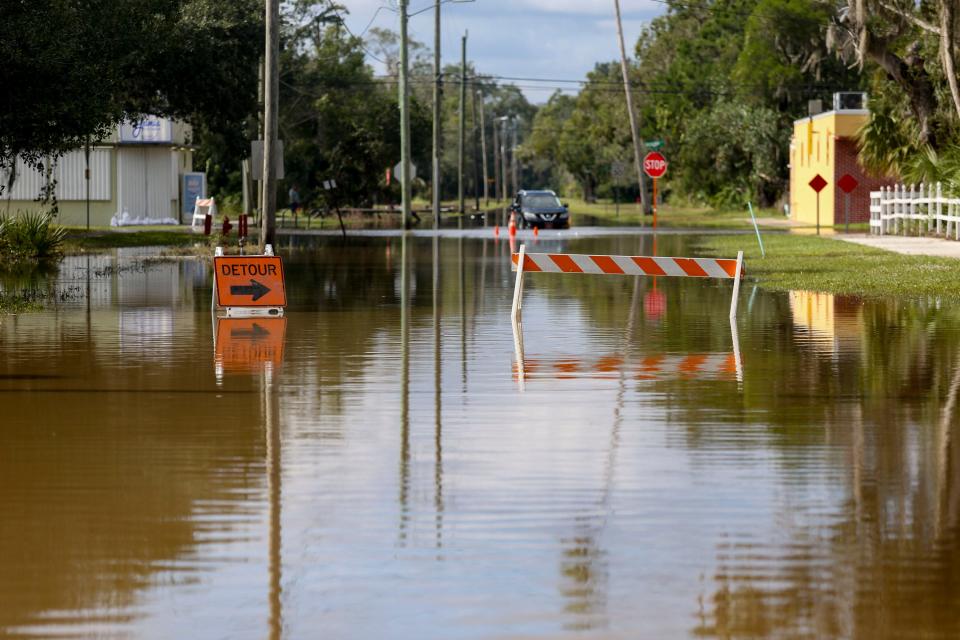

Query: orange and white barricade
[510,245,744,324]
[191,197,218,230]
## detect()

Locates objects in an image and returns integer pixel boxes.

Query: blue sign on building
[182,172,206,219]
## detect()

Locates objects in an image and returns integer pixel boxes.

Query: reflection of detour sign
[215,317,286,372]
[214,256,286,307]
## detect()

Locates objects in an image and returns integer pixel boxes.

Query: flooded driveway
[2,232,960,638]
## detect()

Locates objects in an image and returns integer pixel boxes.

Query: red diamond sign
[837,173,859,194]
[809,174,828,193]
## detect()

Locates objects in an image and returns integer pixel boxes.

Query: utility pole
[492,121,500,202]
[399,0,412,228]
[471,87,481,212]
[256,58,264,227]
[498,117,508,201]
[477,88,489,205]
[260,0,279,251]
[431,0,442,228]
[458,32,467,215]
[510,118,519,196]
[613,0,648,214]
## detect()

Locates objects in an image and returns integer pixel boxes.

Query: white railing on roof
[870,183,960,238]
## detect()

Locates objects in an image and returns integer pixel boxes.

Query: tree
[828,0,960,181]
[1,0,262,195]
[278,17,431,209]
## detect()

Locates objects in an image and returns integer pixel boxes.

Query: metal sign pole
[845,192,850,233]
[816,192,821,235]
[652,177,658,228]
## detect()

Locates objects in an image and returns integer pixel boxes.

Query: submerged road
[275,225,755,239]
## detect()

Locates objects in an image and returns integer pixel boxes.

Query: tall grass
[0,211,66,264]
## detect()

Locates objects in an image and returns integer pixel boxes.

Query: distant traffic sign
[393,161,418,185]
[644,139,665,151]
[643,152,668,179]
[610,161,628,182]
[214,255,287,308]
[838,173,859,194]
[809,174,828,193]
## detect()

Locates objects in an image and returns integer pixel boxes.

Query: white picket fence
[870,183,960,238]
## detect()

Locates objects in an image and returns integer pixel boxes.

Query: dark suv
[510,190,569,229]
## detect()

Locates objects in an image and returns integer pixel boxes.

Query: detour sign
[214,255,287,307]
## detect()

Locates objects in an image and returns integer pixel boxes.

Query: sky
[340,0,668,104]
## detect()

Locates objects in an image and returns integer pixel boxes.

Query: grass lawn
[62,228,202,252]
[696,233,960,299]
[571,200,757,228]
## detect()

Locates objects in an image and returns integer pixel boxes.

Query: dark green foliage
[1,0,262,188]
[275,6,432,209]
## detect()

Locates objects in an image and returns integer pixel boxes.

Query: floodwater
[2,231,960,639]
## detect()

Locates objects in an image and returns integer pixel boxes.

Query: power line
[329,7,390,65]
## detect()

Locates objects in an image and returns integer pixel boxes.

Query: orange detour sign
[215,317,287,373]
[214,255,286,308]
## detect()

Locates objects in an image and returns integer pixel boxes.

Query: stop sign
[643,152,668,179]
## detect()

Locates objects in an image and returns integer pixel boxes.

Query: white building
[1,116,202,227]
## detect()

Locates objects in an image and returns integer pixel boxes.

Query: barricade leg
[511,244,526,326]
[729,250,743,321]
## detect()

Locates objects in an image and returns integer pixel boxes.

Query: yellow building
[789,94,890,227]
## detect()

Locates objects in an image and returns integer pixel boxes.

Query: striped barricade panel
[513,353,738,381]
[509,245,746,344]
[511,252,741,279]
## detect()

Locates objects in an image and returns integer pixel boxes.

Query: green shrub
[0,210,66,264]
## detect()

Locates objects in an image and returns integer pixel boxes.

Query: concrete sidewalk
[837,233,960,259]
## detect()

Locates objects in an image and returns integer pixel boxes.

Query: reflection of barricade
[510,245,744,325]
[508,244,746,390]
[512,353,738,381]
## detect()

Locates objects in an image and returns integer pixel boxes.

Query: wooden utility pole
[492,121,500,201]
[399,0,412,228]
[257,58,264,226]
[431,0,442,228]
[458,32,467,215]
[476,88,489,205]
[471,87,481,212]
[499,118,508,200]
[260,0,279,251]
[510,118,518,196]
[613,0,648,214]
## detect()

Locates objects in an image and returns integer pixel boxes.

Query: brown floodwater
[2,231,960,639]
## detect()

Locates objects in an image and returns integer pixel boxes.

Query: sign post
[611,161,628,218]
[838,173,859,233]
[643,151,668,228]
[809,174,828,235]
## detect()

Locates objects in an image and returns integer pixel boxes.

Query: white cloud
[518,0,663,16]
